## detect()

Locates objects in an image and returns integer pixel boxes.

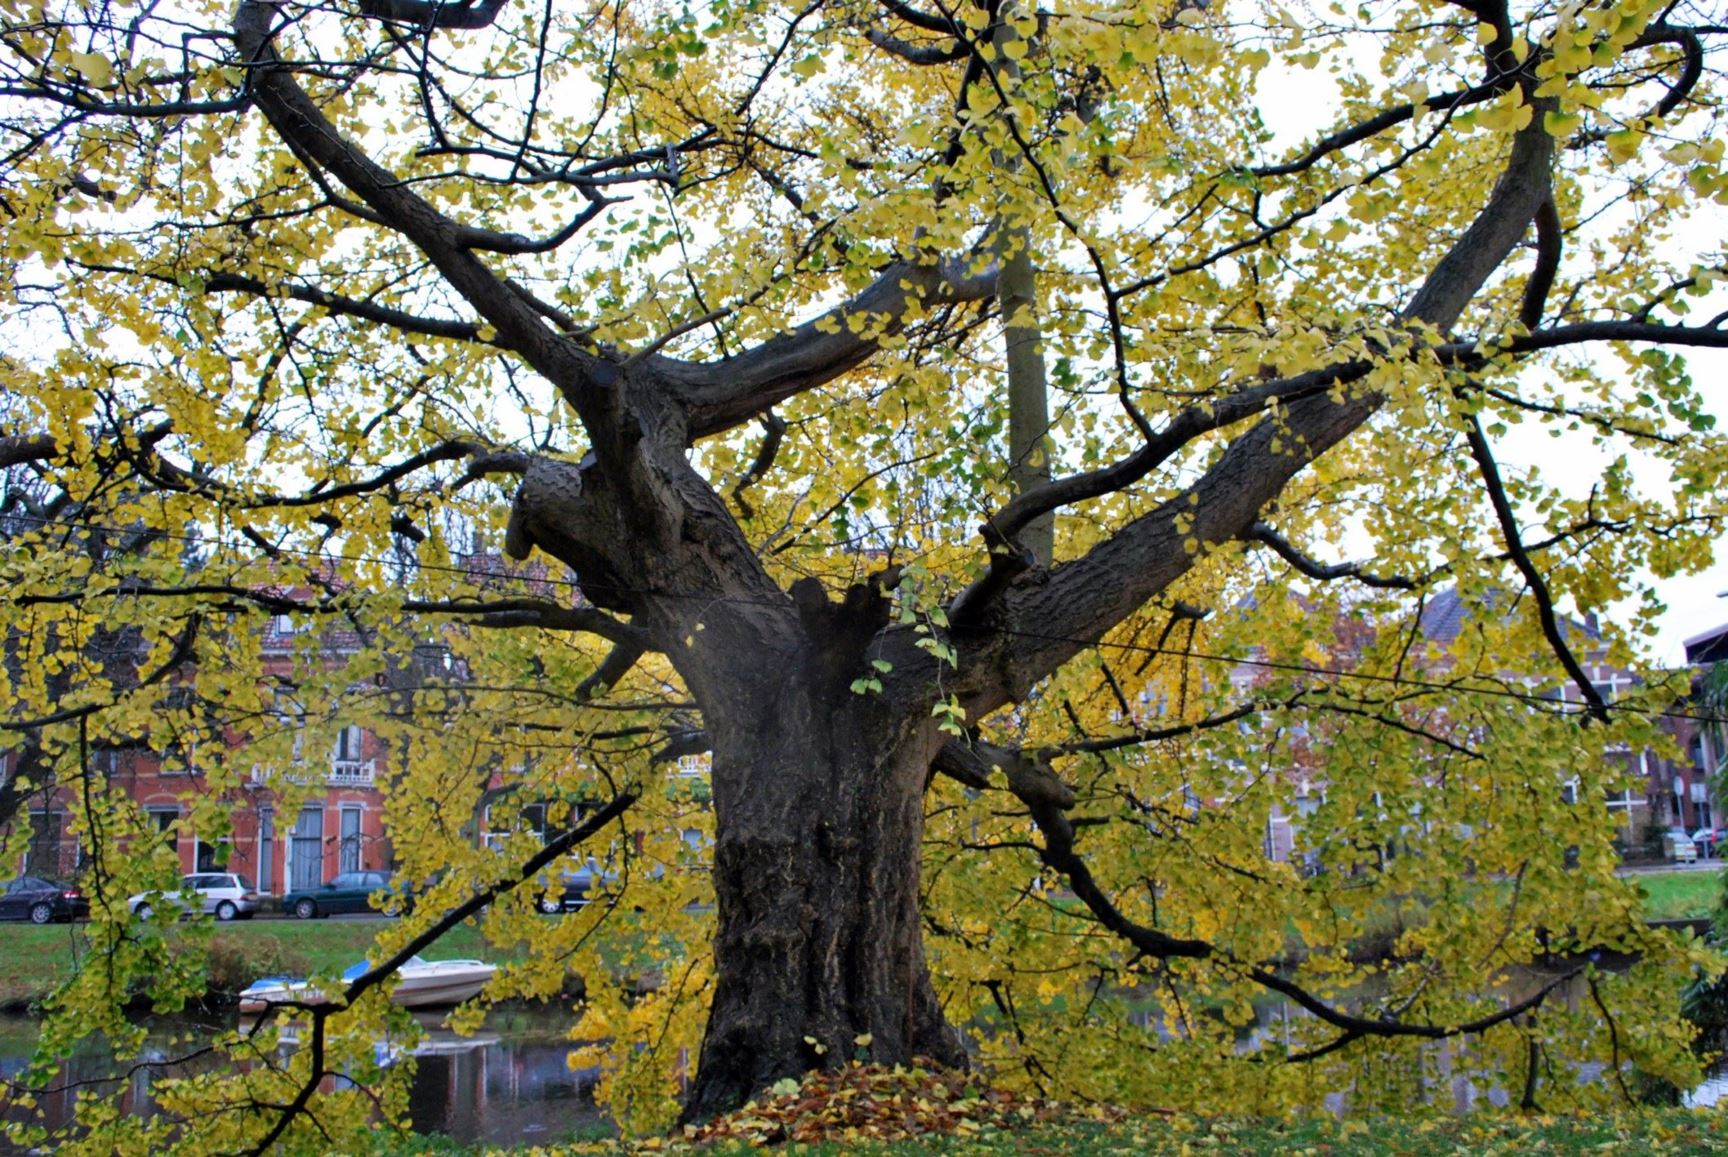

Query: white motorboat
[387,957,496,1008]
[238,955,496,1013]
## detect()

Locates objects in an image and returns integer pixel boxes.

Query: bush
[206,932,310,995]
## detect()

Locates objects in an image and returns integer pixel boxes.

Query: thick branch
[401,597,648,648]
[673,254,995,440]
[934,739,1212,958]
[932,738,1076,810]
[951,364,1369,625]
[204,271,486,342]
[0,433,57,468]
[1519,199,1562,331]
[876,0,960,34]
[1255,964,1581,1060]
[70,261,489,344]
[575,640,648,700]
[1251,81,1503,179]
[865,29,968,64]
[355,0,508,31]
[232,3,608,425]
[1448,319,1728,355]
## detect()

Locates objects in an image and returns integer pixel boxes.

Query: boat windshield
[342,955,429,983]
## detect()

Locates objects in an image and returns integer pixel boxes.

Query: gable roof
[1685,621,1728,666]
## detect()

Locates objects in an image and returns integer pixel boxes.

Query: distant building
[2,606,397,891]
[1255,590,1721,866]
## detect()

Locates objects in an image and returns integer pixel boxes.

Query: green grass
[1632,871,1722,923]
[0,918,518,1009]
[236,917,500,977]
[717,1114,1728,1155]
[0,873,1719,1010]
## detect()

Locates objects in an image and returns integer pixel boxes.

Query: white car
[129,872,261,921]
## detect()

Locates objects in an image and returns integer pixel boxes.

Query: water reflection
[1120,964,1687,1115]
[1684,1067,1728,1108]
[400,1011,605,1145]
[0,1004,606,1148]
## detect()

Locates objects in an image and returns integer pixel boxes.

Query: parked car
[0,876,88,924]
[535,864,618,913]
[1692,827,1727,857]
[283,870,395,919]
[1665,828,1700,862]
[129,872,261,921]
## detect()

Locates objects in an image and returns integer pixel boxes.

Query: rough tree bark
[687,678,964,1119]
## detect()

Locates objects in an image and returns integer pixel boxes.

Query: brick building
[4,609,396,892]
[1254,590,1722,866]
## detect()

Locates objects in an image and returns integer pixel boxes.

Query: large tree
[2,0,1728,1147]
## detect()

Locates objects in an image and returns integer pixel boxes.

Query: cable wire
[5,513,1727,727]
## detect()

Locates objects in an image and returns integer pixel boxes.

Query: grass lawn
[713,1114,1728,1155]
[0,918,510,1008]
[1632,870,1722,923]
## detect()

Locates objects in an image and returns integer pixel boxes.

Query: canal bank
[0,918,576,1013]
[0,868,1716,1011]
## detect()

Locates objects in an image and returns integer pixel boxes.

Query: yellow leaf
[69,51,111,86]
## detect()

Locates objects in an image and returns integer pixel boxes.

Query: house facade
[4,611,394,892]
[1253,592,1723,867]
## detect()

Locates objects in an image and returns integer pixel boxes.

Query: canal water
[0,1003,608,1149]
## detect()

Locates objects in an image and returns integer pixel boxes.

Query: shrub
[206,933,310,995]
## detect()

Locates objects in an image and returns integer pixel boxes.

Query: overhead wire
[5,512,1728,728]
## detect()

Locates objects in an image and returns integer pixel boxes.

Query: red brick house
[1251,590,1721,866]
[4,608,395,893]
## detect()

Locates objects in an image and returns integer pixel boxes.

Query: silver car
[129,872,261,921]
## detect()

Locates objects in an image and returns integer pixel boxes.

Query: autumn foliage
[1,0,1727,1150]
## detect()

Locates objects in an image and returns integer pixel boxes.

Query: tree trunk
[681,673,965,1122]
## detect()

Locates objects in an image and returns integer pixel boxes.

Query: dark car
[535,865,618,913]
[283,870,395,919]
[0,876,88,924]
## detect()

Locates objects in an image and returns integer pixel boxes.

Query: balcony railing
[250,761,376,788]
[331,759,375,786]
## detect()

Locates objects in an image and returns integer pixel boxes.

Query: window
[483,800,549,849]
[258,806,275,894]
[339,806,362,873]
[270,691,307,763]
[158,737,195,777]
[334,725,364,763]
[1606,788,1643,812]
[1591,671,1634,702]
[195,837,228,872]
[25,811,66,875]
[146,808,178,849]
